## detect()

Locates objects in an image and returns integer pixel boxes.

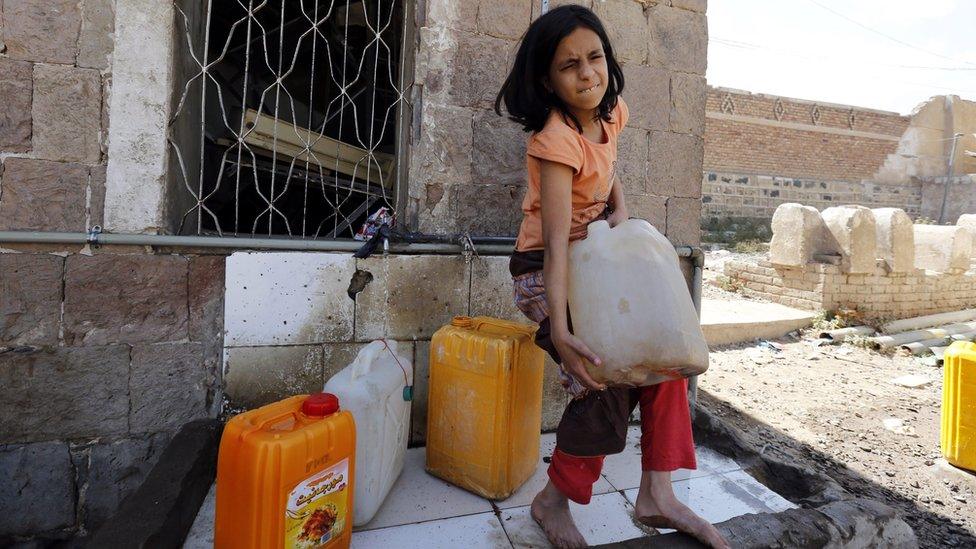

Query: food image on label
[285,459,349,548]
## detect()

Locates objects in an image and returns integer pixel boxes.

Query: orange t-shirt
[514,98,629,251]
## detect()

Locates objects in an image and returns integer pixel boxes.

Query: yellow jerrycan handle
[451,316,537,338]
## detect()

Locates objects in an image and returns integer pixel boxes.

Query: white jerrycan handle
[351,340,400,381]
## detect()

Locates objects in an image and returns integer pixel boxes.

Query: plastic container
[942,341,976,471]
[568,218,709,386]
[426,316,545,499]
[324,340,412,526]
[215,393,355,548]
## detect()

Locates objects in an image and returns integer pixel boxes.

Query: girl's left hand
[607,207,629,228]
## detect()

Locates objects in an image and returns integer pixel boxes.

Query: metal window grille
[169,0,410,238]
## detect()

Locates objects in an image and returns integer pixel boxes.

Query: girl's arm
[540,160,606,391]
[607,175,629,227]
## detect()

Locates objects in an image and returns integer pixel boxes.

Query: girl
[495,6,730,549]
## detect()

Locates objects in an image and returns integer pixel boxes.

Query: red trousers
[548,378,697,504]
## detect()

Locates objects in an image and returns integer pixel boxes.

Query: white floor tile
[501,492,653,548]
[182,483,215,549]
[623,472,772,526]
[722,470,796,513]
[352,511,512,548]
[357,447,494,531]
[494,433,615,510]
[600,427,743,491]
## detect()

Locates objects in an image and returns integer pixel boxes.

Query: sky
[706,0,976,115]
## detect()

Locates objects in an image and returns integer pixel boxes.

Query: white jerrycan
[324,339,412,525]
[568,219,709,386]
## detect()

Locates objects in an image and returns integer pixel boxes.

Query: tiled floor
[183,427,795,548]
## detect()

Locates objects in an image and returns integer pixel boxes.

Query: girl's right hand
[552,332,606,391]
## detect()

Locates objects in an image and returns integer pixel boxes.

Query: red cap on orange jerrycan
[302,392,339,417]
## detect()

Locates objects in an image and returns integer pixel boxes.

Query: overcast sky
[706,0,976,115]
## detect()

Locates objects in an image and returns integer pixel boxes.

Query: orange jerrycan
[215,393,355,548]
[942,341,976,471]
[426,316,545,499]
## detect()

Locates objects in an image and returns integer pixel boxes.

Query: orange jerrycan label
[942,341,976,471]
[215,393,356,549]
[426,316,545,499]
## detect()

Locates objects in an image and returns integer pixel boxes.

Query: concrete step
[701,299,815,346]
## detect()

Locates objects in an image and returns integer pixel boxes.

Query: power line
[803,0,976,68]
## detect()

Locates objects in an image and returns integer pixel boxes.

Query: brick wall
[408,0,707,246]
[702,87,922,231]
[725,259,976,320]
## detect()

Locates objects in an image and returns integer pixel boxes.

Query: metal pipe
[821,326,875,342]
[938,132,965,224]
[881,308,976,334]
[0,230,516,256]
[680,246,705,417]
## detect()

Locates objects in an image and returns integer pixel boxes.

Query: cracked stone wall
[407,0,707,246]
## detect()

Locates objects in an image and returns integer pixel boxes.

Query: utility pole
[938,132,965,224]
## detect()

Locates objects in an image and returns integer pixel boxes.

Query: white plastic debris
[890,374,932,388]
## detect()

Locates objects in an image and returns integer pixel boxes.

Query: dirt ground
[697,306,976,547]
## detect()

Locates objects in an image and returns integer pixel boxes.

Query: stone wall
[408,0,708,246]
[220,252,570,445]
[0,0,710,540]
[725,259,976,320]
[0,249,224,541]
[0,0,113,232]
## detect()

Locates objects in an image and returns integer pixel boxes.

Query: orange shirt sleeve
[527,128,584,174]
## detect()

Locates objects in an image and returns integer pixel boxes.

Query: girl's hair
[494,5,624,134]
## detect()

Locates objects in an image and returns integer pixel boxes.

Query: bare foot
[635,474,730,549]
[530,481,587,549]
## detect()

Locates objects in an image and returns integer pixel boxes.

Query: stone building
[702,86,976,241]
[0,0,708,542]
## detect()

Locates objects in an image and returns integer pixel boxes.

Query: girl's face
[546,27,609,121]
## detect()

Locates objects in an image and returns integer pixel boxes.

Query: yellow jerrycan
[942,341,976,471]
[425,316,545,499]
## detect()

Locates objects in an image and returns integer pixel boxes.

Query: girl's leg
[531,449,602,549]
[635,379,730,549]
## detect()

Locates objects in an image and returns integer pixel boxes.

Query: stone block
[33,64,102,163]
[647,131,703,197]
[627,193,667,232]
[223,252,355,346]
[0,58,32,151]
[89,163,107,227]
[617,126,648,195]
[477,0,532,40]
[0,442,74,535]
[469,255,523,322]
[593,0,649,64]
[872,208,914,273]
[426,0,478,33]
[957,214,976,255]
[410,103,472,234]
[1,0,80,63]
[223,345,324,409]
[769,203,827,268]
[0,157,89,232]
[472,109,526,187]
[188,255,224,413]
[0,254,62,346]
[355,255,470,340]
[914,225,973,273]
[670,72,706,136]
[531,0,592,20]
[130,342,207,433]
[822,205,877,274]
[78,0,115,70]
[64,254,189,346]
[666,197,701,246]
[450,31,516,109]
[621,64,670,130]
[457,183,524,236]
[0,345,129,442]
[647,5,708,73]
[71,433,171,530]
[672,0,707,12]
